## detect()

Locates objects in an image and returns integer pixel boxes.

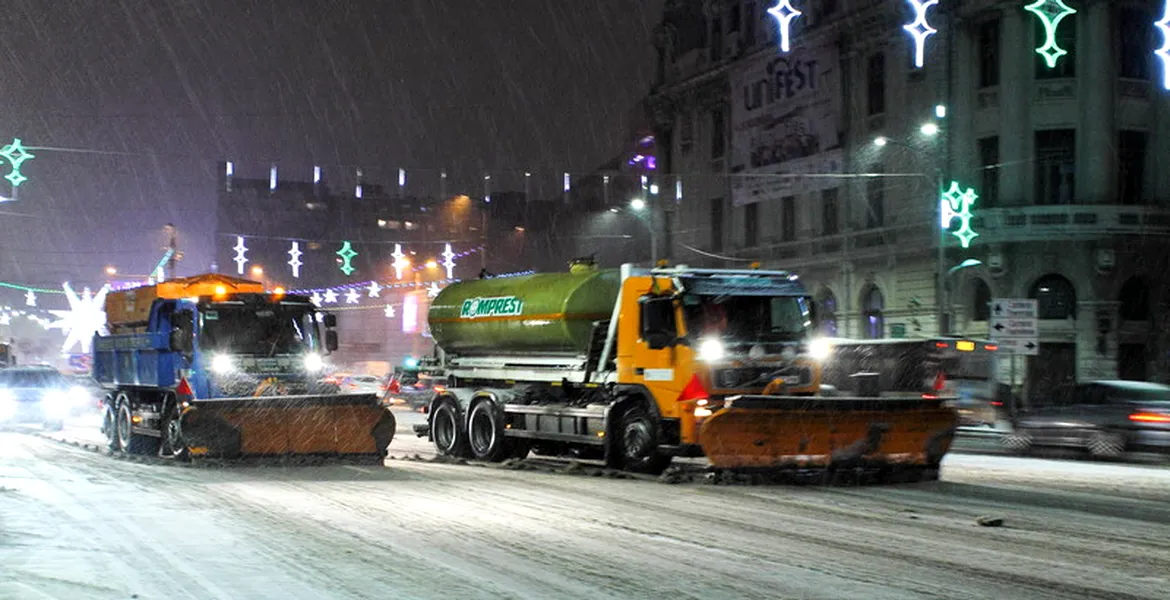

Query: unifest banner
[730,42,843,207]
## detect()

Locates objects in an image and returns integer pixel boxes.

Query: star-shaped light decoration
[367,281,382,298]
[25,290,36,307]
[767,0,803,53]
[940,181,980,248]
[427,282,442,299]
[0,314,9,325]
[1025,0,1077,69]
[1156,1,1170,90]
[383,304,395,318]
[48,283,110,353]
[441,243,457,279]
[322,289,338,304]
[287,241,303,278]
[0,139,35,187]
[391,244,409,279]
[233,236,249,275]
[903,1,939,69]
[345,289,360,304]
[336,241,358,276]
[310,291,323,306]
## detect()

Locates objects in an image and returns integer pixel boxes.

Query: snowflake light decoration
[233,236,249,275]
[345,289,360,304]
[367,281,382,298]
[940,181,980,248]
[1025,0,1077,69]
[767,1,803,53]
[1156,1,1170,90]
[441,243,457,279]
[48,283,110,353]
[903,1,939,69]
[336,241,358,276]
[25,290,35,307]
[384,304,395,318]
[391,244,409,279]
[288,242,303,278]
[322,289,338,304]
[0,139,35,187]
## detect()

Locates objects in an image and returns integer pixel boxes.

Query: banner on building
[730,44,843,207]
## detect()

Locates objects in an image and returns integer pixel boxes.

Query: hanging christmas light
[336,241,358,276]
[903,1,939,69]
[391,244,409,279]
[940,182,980,248]
[767,1,803,53]
[367,281,382,298]
[0,139,35,187]
[383,304,396,319]
[1156,1,1170,89]
[269,164,278,191]
[233,236,249,275]
[441,243,456,279]
[427,282,441,298]
[25,290,35,307]
[322,289,339,304]
[345,289,361,304]
[1025,0,1077,69]
[287,241,303,278]
[310,291,323,306]
[48,283,110,354]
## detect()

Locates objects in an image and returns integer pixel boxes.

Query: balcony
[972,205,1170,243]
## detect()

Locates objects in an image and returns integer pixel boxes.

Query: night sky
[0,0,663,291]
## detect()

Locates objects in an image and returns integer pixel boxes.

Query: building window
[1118,130,1147,205]
[861,285,885,339]
[977,18,1001,88]
[822,188,839,235]
[744,202,759,248]
[866,169,885,228]
[818,289,838,336]
[710,197,724,252]
[710,17,723,62]
[711,109,725,159]
[867,52,886,116]
[972,279,992,322]
[781,196,796,241]
[1035,129,1075,205]
[728,3,740,32]
[679,111,694,156]
[978,136,1000,208]
[1119,7,1151,80]
[1119,276,1150,321]
[1035,13,1076,78]
[1029,274,1076,320]
[744,2,757,47]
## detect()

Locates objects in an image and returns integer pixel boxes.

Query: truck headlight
[807,338,832,361]
[303,353,324,372]
[211,354,234,374]
[697,338,725,362]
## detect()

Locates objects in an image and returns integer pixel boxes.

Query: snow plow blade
[698,395,958,470]
[178,393,395,459]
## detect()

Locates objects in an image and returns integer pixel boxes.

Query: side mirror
[325,330,339,352]
[170,310,194,354]
[323,313,338,328]
[639,295,677,350]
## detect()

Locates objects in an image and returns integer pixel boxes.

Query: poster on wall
[730,43,843,207]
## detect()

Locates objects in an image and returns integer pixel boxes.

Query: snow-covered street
[3,414,1169,600]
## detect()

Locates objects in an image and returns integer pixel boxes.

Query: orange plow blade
[179,393,395,459]
[698,395,958,470]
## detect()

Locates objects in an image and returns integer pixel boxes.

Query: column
[1078,0,1115,204]
[999,7,1029,205]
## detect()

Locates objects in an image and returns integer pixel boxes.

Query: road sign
[989,298,1038,356]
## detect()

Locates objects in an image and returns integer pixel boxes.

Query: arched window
[1119,276,1150,321]
[817,289,838,336]
[972,278,992,322]
[861,285,884,339]
[1028,274,1077,320]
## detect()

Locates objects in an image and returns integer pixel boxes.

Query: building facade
[646,0,1170,398]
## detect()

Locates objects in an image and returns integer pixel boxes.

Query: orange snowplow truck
[415,262,958,478]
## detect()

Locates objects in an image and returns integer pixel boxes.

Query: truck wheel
[160,401,189,461]
[467,400,512,462]
[431,400,470,459]
[102,400,118,451]
[115,395,158,455]
[614,403,672,475]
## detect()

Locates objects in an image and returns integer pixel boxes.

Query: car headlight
[807,338,833,361]
[303,353,324,372]
[211,354,234,374]
[697,338,725,362]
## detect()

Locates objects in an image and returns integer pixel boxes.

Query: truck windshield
[198,303,320,356]
[682,294,811,343]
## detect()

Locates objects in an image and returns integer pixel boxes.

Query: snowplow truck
[93,274,395,460]
[415,262,958,477]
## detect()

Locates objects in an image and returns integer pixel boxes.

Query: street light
[251,266,264,277]
[943,259,984,335]
[920,122,940,137]
[947,258,983,276]
[873,136,889,147]
[104,266,117,276]
[630,198,647,211]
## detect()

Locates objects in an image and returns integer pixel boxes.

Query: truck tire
[102,400,118,452]
[159,399,189,461]
[613,403,672,475]
[431,399,470,459]
[467,400,512,462]
[114,394,158,455]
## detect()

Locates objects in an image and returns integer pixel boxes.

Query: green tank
[429,268,621,356]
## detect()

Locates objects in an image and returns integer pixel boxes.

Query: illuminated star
[233,236,249,275]
[345,289,360,304]
[322,289,338,304]
[25,290,35,307]
[0,139,35,187]
[0,314,9,325]
[903,1,939,69]
[1025,0,1077,69]
[310,291,323,306]
[767,0,803,53]
[287,242,303,278]
[367,281,382,298]
[383,304,396,319]
[48,283,110,354]
[1156,1,1170,89]
[427,282,441,299]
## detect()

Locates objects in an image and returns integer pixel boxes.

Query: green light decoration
[940,182,979,248]
[1025,0,1077,69]
[336,241,358,276]
[0,138,34,187]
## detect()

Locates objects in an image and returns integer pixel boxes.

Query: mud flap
[697,395,958,470]
[178,393,395,458]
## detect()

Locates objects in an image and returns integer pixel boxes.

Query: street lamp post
[628,197,658,264]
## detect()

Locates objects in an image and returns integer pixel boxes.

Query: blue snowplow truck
[92,274,395,460]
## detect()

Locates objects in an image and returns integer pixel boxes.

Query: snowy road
[3,416,1170,599]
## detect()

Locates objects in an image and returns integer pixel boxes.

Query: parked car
[341,374,385,395]
[0,365,82,431]
[1003,380,1170,458]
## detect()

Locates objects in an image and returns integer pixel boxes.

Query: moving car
[341,374,385,395]
[0,366,81,431]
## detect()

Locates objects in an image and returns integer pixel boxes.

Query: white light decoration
[287,241,303,278]
[441,243,456,279]
[427,282,441,299]
[310,291,323,306]
[563,172,571,192]
[313,165,322,184]
[384,304,395,319]
[675,178,683,202]
[903,1,939,69]
[226,161,234,177]
[398,168,406,188]
[233,236,249,275]
[767,1,803,53]
[1156,2,1170,90]
[367,281,382,298]
[345,289,361,304]
[269,165,278,191]
[0,314,9,326]
[48,283,110,354]
[391,244,408,279]
[25,290,35,307]
[322,289,338,304]
[355,168,363,198]
[1025,0,1077,69]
